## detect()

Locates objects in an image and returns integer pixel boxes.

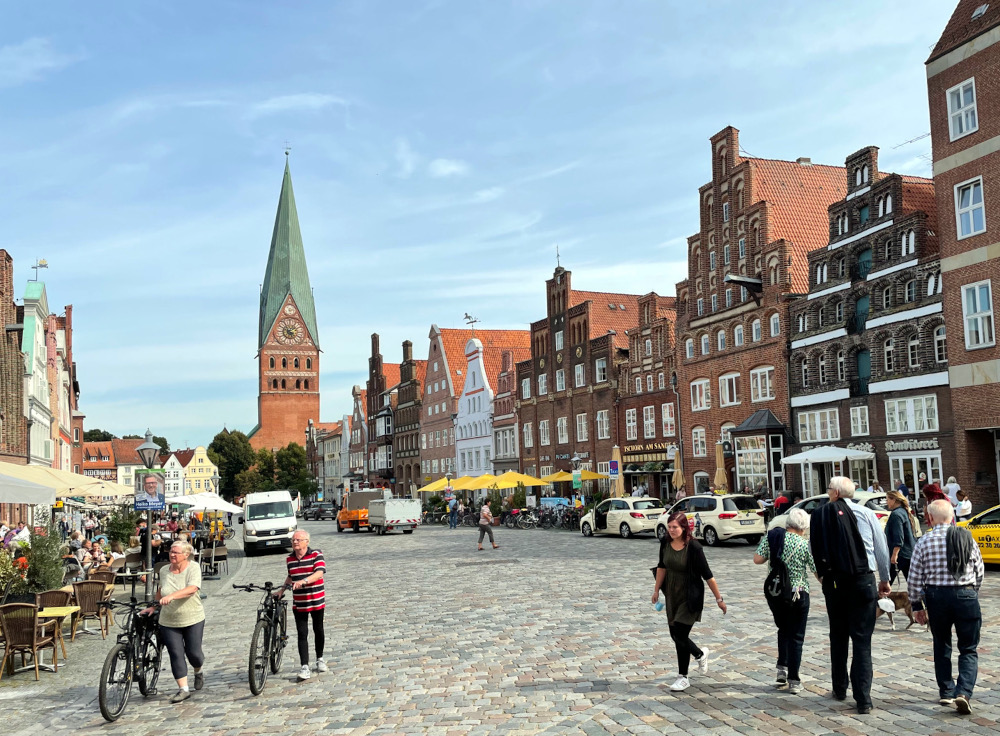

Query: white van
[241,490,297,555]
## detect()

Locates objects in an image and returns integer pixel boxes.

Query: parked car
[656,494,765,546]
[305,502,337,521]
[768,491,889,535]
[957,504,1000,564]
[580,497,665,538]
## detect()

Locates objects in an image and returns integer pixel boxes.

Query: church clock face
[275,318,305,345]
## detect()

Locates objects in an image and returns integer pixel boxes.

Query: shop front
[621,442,678,499]
[729,410,788,499]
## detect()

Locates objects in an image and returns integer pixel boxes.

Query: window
[884,338,894,372]
[626,409,638,441]
[859,205,869,225]
[935,325,947,363]
[908,335,920,368]
[539,420,550,446]
[555,369,565,391]
[421,433,426,450]
[797,408,840,442]
[697,298,704,316]
[962,281,995,348]
[574,363,585,387]
[269,357,274,368]
[644,338,652,356]
[690,379,711,411]
[818,308,825,328]
[658,372,665,389]
[837,350,845,381]
[719,372,741,406]
[751,366,774,401]
[537,373,547,395]
[816,263,826,284]
[948,78,979,140]
[769,314,780,337]
[955,177,986,238]
[741,286,748,302]
[819,355,827,384]
[885,194,892,214]
[752,319,762,342]
[710,251,717,270]
[554,330,564,350]
[661,403,675,436]
[722,202,730,222]
[902,230,916,256]
[717,330,726,351]
[723,245,730,265]
[905,280,917,303]
[635,376,643,394]
[738,238,746,259]
[595,357,607,382]
[646,374,653,392]
[523,423,533,448]
[596,410,610,439]
[725,288,732,307]
[883,286,892,309]
[711,294,718,312]
[692,427,707,457]
[884,395,939,434]
[701,335,710,355]
[576,413,589,441]
[835,302,844,322]
[851,406,870,436]
[643,406,655,438]
[685,339,694,359]
[801,361,810,388]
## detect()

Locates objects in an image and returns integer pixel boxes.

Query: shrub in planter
[0,547,27,597]
[24,524,65,593]
[104,504,143,546]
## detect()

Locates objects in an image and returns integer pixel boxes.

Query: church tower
[248,156,321,451]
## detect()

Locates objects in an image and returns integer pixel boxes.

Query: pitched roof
[732,409,785,433]
[111,438,145,466]
[899,178,938,232]
[382,363,401,390]
[414,360,428,390]
[171,449,196,468]
[570,290,646,349]
[82,441,115,469]
[929,0,1000,62]
[468,333,531,392]
[259,159,320,349]
[747,158,848,291]
[438,328,532,396]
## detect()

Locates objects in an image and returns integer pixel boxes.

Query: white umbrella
[0,473,55,505]
[173,492,243,514]
[781,446,874,465]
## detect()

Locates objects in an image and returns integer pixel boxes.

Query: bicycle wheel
[249,619,270,695]
[99,642,133,722]
[137,629,162,696]
[225,527,235,540]
[269,605,287,674]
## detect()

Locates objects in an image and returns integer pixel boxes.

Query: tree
[234,468,264,498]
[276,442,318,500]
[207,429,255,500]
[25,525,65,593]
[256,448,277,491]
[153,436,170,453]
[105,503,143,545]
[122,434,141,439]
[84,428,114,442]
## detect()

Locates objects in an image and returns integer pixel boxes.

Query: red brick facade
[365,333,400,486]
[393,340,426,496]
[0,251,28,525]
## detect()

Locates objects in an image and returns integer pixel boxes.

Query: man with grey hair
[909,499,983,715]
[809,476,891,714]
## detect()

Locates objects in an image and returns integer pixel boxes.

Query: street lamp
[211,471,220,496]
[136,430,161,599]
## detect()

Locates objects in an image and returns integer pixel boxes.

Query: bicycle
[97,598,162,722]
[233,582,288,695]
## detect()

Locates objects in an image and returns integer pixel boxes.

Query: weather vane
[464,312,480,336]
[284,140,291,157]
[30,259,48,281]
[556,244,560,268]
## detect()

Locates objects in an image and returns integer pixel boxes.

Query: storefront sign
[722,441,733,459]
[885,439,939,452]
[539,455,551,462]
[623,442,675,454]
[847,442,875,453]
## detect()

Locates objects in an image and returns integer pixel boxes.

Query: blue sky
[1,1,955,448]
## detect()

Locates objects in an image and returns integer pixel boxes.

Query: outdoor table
[37,605,81,659]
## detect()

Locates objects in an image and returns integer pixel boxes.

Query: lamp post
[670,373,684,495]
[135,430,161,600]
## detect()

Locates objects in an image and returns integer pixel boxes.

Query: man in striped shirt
[910,499,984,715]
[279,530,326,681]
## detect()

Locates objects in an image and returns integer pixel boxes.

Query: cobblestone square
[8,522,1000,735]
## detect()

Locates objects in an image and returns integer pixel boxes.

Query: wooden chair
[202,545,228,576]
[0,578,14,606]
[71,581,108,639]
[121,552,144,592]
[0,603,57,681]
[34,590,71,609]
[89,570,116,586]
[153,561,170,589]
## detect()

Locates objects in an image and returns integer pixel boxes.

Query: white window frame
[690,379,711,411]
[635,376,643,394]
[538,373,547,395]
[521,377,530,399]
[850,406,869,436]
[557,416,568,444]
[955,176,986,240]
[595,357,608,383]
[752,319,762,342]
[947,77,979,141]
[710,251,717,271]
[697,298,704,316]
[722,202,730,222]
[717,330,726,351]
[661,403,675,436]
[701,335,710,355]
[723,245,730,265]
[770,314,780,337]
[962,280,995,349]
[711,294,718,312]
[596,409,610,440]
[576,413,589,442]
[738,238,746,259]
[523,422,533,448]
[685,339,694,359]
[692,427,707,457]
[797,408,840,443]
[539,419,550,446]
[935,325,947,363]
[884,394,939,435]
[719,372,740,407]
[734,325,744,346]
[574,363,585,387]
[908,335,920,368]
[725,288,732,307]
[646,374,653,392]
[625,409,638,441]
[750,366,775,402]
[644,338,652,356]
[555,369,565,392]
[658,372,665,390]
[554,330,564,350]
[643,406,655,439]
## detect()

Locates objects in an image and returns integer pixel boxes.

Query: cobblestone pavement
[6,522,1000,735]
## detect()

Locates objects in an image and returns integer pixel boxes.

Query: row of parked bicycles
[421,505,583,530]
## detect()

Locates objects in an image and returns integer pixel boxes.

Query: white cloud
[0,37,80,88]
[395,138,418,178]
[427,158,469,178]
[472,187,504,203]
[248,93,349,118]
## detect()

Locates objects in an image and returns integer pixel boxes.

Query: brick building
[788,148,948,495]
[516,267,641,491]
[82,442,117,481]
[492,351,520,475]
[674,127,846,495]
[248,158,321,451]
[615,292,678,499]
[0,252,29,524]
[347,387,368,491]
[928,1,1000,507]
[365,334,400,486]
[393,341,427,496]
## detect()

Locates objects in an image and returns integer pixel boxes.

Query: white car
[768,491,890,535]
[655,494,765,546]
[580,497,665,538]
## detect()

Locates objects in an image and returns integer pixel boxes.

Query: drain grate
[455,558,520,567]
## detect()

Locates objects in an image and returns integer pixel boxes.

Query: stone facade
[393,341,426,497]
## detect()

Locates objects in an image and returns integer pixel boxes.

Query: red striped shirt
[286,548,326,612]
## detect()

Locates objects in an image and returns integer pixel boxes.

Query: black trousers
[890,556,910,586]
[823,573,877,708]
[159,621,205,680]
[766,592,810,681]
[294,608,325,666]
[669,621,703,677]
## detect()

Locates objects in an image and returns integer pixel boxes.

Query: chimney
[796,157,812,166]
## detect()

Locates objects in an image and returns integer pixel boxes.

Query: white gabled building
[455,338,495,482]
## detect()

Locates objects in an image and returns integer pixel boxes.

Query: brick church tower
[248,156,321,451]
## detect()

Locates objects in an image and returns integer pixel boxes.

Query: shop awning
[781,446,875,465]
[0,461,132,501]
[0,474,55,505]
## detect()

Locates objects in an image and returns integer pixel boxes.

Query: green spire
[259,158,320,349]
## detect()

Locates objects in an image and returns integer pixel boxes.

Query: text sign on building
[609,460,619,479]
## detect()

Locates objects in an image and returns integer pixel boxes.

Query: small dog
[876,591,918,630]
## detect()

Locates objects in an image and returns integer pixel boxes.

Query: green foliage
[0,550,26,595]
[208,429,255,500]
[234,468,264,498]
[105,503,142,545]
[152,436,170,453]
[487,488,503,518]
[25,525,65,593]
[275,442,317,498]
[255,448,277,491]
[510,485,526,510]
[83,428,114,442]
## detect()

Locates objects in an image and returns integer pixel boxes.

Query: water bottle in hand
[653,593,665,612]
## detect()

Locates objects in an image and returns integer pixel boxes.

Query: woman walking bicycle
[150,540,206,703]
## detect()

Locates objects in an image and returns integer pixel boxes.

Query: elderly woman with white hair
[754,508,817,694]
[150,540,206,703]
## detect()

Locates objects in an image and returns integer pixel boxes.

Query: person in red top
[279,530,326,681]
[773,493,790,516]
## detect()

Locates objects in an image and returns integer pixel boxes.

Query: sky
[1,1,957,449]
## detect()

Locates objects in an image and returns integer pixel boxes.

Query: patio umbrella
[713,443,728,493]
[463,474,499,491]
[540,471,574,483]
[579,469,609,480]
[0,473,55,505]
[493,471,547,489]
[611,446,625,498]
[672,453,686,494]
[0,461,132,498]
[173,492,243,514]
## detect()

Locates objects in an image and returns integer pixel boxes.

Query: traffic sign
[609,460,619,479]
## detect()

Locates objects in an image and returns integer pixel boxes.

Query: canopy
[173,492,243,514]
[417,476,478,494]
[463,474,498,491]
[492,471,547,489]
[0,461,132,500]
[0,474,55,505]
[781,446,875,465]
[540,471,573,483]
[579,469,609,480]
[713,442,728,492]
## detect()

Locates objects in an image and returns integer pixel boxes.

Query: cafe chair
[71,581,108,639]
[34,590,71,609]
[0,603,57,681]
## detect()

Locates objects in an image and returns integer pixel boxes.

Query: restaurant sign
[885,438,940,452]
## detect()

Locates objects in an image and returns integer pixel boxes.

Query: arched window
[272,379,278,389]
[905,280,917,303]
[884,338,895,372]
[801,360,810,388]
[269,357,275,369]
[752,320,762,342]
[281,358,287,369]
[835,302,844,322]
[885,193,892,213]
[635,377,643,394]
[818,307,825,327]
[855,168,862,186]
[837,258,846,278]
[294,358,300,368]
[644,339,652,356]
[734,325,744,346]
[770,313,780,336]
[935,325,947,363]
[658,372,665,389]
[908,335,920,368]
[878,197,885,217]
[281,379,286,389]
[304,379,310,389]
[819,355,827,384]
[685,339,694,359]
[882,286,892,309]
[701,335,710,355]
[927,274,936,295]
[837,350,845,382]
[307,358,312,369]
[717,330,726,351]
[294,379,300,389]
[862,164,869,182]
[884,238,893,261]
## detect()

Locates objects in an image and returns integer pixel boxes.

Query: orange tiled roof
[382,363,401,390]
[899,178,938,232]
[747,158,847,291]
[414,360,428,390]
[471,334,531,392]
[82,441,115,469]
[570,290,646,349]
[314,421,342,437]
[111,438,145,466]
[439,328,531,396]
[929,0,1000,62]
[170,449,196,468]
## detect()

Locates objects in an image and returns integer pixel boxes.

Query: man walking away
[448,494,458,530]
[910,500,984,715]
[810,476,891,714]
[279,530,327,681]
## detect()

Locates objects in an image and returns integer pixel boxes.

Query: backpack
[763,527,795,605]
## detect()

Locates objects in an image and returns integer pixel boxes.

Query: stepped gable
[439,328,531,393]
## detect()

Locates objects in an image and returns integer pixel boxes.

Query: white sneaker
[297,665,311,681]
[316,657,328,673]
[697,648,710,675]
[669,676,690,692]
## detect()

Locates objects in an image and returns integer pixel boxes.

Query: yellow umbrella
[493,471,547,489]
[540,471,574,483]
[713,442,728,493]
[579,469,609,480]
[418,476,475,493]
[611,446,625,498]
[463,474,499,491]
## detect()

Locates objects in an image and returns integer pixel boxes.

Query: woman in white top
[956,490,973,522]
[944,476,962,507]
